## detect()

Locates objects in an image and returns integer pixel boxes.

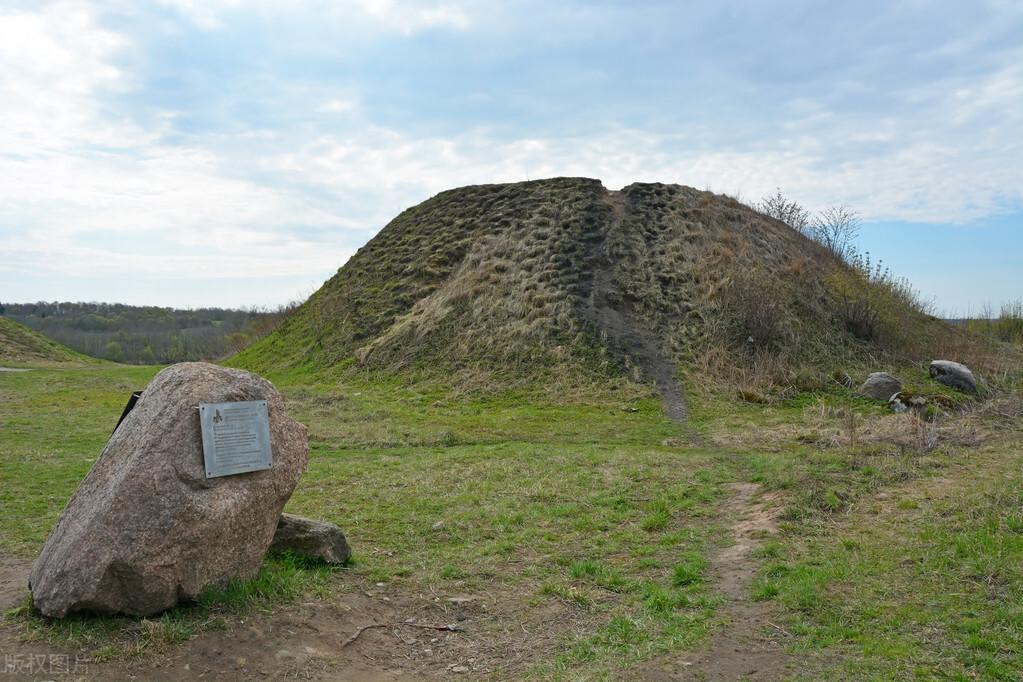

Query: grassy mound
[231,178,1001,408]
[0,316,88,365]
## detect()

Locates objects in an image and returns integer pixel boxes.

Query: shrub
[965,300,1023,345]
[825,250,932,347]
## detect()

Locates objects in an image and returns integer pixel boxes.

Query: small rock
[450,665,470,673]
[857,372,902,401]
[270,514,350,564]
[431,521,446,531]
[929,360,977,394]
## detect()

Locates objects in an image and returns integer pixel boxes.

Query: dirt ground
[637,483,790,681]
[0,482,791,681]
[0,561,610,680]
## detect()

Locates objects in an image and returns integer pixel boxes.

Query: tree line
[0,301,296,364]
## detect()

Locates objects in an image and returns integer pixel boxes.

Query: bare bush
[811,205,861,262]
[753,191,861,264]
[754,188,812,235]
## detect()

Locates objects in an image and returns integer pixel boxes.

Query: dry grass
[0,316,87,365]
[231,177,1014,403]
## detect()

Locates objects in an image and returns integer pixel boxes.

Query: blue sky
[0,0,1020,315]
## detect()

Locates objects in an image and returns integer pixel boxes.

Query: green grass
[2,361,1021,679]
[747,450,1023,680]
[0,363,730,675]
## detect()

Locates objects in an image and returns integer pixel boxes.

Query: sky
[0,0,1020,315]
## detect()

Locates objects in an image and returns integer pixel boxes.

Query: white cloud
[157,0,471,34]
[0,2,134,155]
[316,98,359,114]
[355,0,470,34]
[1,0,1020,310]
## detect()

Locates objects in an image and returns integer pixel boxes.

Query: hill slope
[233,178,961,414]
[0,316,85,365]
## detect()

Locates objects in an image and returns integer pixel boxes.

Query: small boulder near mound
[270,514,351,564]
[29,362,308,618]
[857,372,903,401]
[929,360,977,394]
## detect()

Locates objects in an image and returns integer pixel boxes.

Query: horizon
[1,1,1020,316]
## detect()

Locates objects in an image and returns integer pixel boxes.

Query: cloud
[1,0,1021,309]
[355,0,470,34]
[0,2,133,155]
[316,98,359,114]
[156,0,471,34]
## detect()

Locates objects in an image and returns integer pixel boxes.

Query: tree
[103,340,124,362]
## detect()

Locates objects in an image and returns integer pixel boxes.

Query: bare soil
[579,190,687,421]
[0,560,596,680]
[641,482,791,681]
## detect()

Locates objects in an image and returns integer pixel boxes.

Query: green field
[1,363,1021,679]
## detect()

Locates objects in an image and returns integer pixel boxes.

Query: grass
[752,447,1023,680]
[0,363,730,677]
[2,361,1021,679]
[0,316,91,366]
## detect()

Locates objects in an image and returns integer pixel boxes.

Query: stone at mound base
[929,360,977,393]
[270,514,351,564]
[29,362,308,618]
[857,372,902,401]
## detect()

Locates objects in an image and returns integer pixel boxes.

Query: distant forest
[0,301,295,364]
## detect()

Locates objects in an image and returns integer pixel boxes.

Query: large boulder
[29,362,308,617]
[857,372,902,401]
[929,360,977,393]
[270,514,351,564]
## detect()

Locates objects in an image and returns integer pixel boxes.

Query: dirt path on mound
[579,190,687,421]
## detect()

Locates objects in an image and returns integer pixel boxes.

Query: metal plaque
[199,400,272,478]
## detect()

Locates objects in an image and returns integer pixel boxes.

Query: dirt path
[692,482,789,680]
[646,482,790,680]
[579,190,687,421]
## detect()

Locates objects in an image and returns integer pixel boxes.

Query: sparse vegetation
[964,300,1023,345]
[234,179,994,406]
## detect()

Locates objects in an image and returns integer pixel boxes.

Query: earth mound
[0,316,84,365]
[233,178,965,416]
